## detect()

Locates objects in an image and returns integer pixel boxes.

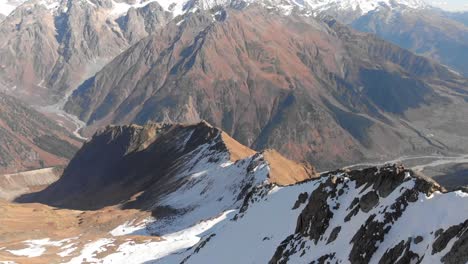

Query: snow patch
[6,238,71,258]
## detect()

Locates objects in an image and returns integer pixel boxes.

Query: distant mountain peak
[306,0,428,14]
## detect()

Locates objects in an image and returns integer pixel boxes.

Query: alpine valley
[0,0,467,263]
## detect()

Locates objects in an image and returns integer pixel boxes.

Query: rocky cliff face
[0,93,81,174]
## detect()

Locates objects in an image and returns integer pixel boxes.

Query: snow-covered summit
[305,0,428,14]
[0,0,428,19]
[0,0,27,16]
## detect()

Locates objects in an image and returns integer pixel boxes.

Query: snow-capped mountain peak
[0,0,429,20]
[306,0,428,14]
[0,0,27,16]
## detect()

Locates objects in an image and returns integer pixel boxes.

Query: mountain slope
[0,0,171,104]
[64,6,468,168]
[17,121,317,209]
[160,165,467,264]
[6,122,468,263]
[1,0,467,170]
[0,93,81,174]
[307,1,468,77]
[350,7,468,77]
[0,167,61,201]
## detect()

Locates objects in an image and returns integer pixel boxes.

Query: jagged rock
[348,165,407,197]
[441,220,468,264]
[327,226,341,244]
[433,220,468,254]
[295,177,335,243]
[359,190,379,213]
[378,239,421,264]
[265,164,462,264]
[292,192,308,210]
[414,236,424,244]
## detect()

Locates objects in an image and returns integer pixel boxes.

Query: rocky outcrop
[267,164,466,264]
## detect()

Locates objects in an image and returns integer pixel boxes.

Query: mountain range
[1,121,466,263]
[0,0,467,168]
[0,0,467,263]
[63,5,468,168]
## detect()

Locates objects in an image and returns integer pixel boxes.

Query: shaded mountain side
[64,6,468,168]
[443,11,468,27]
[303,1,468,77]
[16,121,317,210]
[0,93,81,174]
[348,7,468,76]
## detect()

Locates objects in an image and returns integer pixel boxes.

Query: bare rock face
[359,190,379,212]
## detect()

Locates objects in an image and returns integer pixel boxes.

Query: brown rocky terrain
[0,167,62,201]
[1,1,467,170]
[63,6,468,168]
[0,200,154,264]
[0,93,81,174]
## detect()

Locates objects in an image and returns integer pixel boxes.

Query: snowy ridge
[1,0,429,19]
[58,164,468,263]
[105,0,429,17]
[0,0,27,16]
[156,165,468,263]
[1,121,466,263]
[305,0,427,14]
[58,125,275,263]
